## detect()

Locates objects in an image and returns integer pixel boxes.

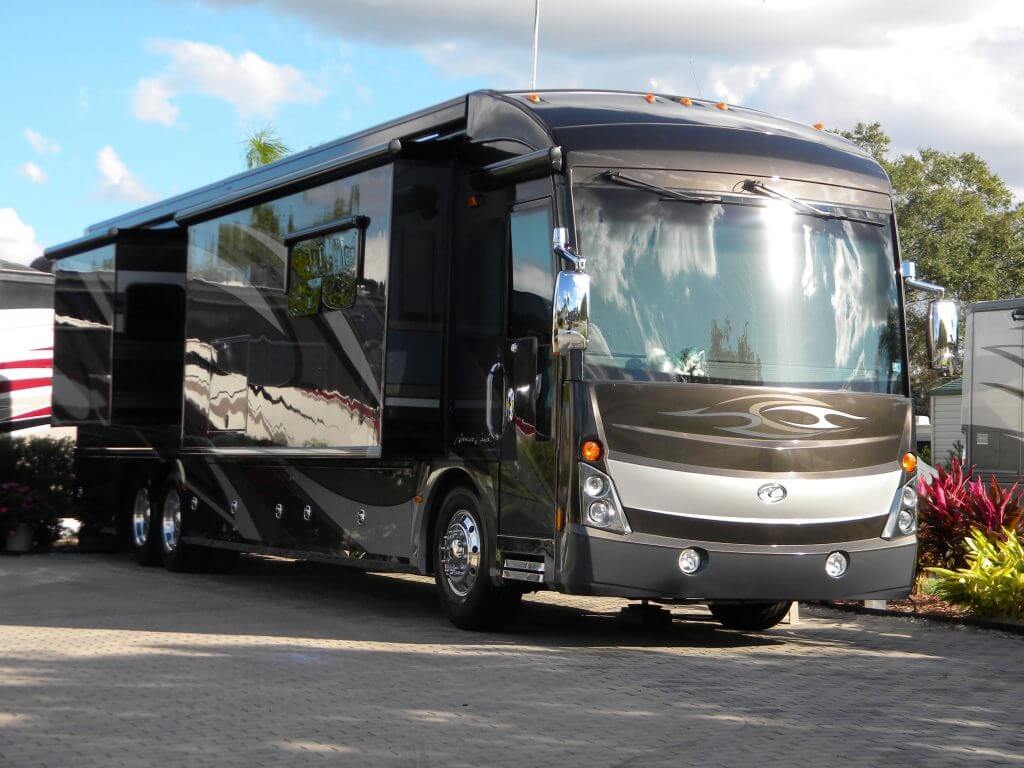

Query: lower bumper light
[896,508,917,535]
[825,551,849,579]
[678,547,704,575]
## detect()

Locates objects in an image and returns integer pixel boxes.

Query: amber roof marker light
[813,121,825,130]
[716,101,729,111]
[679,97,693,107]
[644,93,657,104]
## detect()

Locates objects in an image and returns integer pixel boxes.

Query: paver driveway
[0,553,1022,768]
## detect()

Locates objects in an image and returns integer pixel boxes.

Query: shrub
[0,436,75,550]
[928,528,1024,619]
[916,458,1023,570]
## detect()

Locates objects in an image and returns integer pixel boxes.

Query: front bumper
[559,525,917,601]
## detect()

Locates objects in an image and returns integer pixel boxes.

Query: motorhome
[1,260,54,435]
[45,90,957,631]
[961,298,1024,483]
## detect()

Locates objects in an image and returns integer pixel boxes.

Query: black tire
[709,600,792,631]
[128,484,161,566]
[156,478,202,573]
[433,488,521,631]
[201,547,240,574]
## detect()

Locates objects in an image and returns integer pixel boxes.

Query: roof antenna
[530,0,541,89]
[689,60,704,99]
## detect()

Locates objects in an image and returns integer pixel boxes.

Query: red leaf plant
[916,458,1024,570]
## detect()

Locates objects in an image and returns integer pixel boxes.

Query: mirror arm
[904,277,945,296]
[901,260,946,297]
[553,227,585,271]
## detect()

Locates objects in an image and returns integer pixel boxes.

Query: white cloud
[133,77,180,125]
[24,127,59,155]
[192,0,1024,188]
[18,162,47,184]
[96,146,155,203]
[0,209,44,266]
[133,39,324,124]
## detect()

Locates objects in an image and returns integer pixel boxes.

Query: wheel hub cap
[162,492,181,553]
[131,489,150,547]
[440,510,481,597]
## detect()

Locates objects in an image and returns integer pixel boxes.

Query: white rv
[961,298,1024,483]
[0,259,54,435]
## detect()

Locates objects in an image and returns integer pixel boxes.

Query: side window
[509,204,554,342]
[287,216,366,317]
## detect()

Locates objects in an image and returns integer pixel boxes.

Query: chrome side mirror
[928,298,959,374]
[552,270,589,354]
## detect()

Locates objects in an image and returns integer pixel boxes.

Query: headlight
[587,501,613,527]
[583,474,607,498]
[578,463,631,534]
[897,508,917,535]
[901,485,918,509]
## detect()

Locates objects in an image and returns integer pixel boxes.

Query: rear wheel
[157,479,202,573]
[433,488,521,631]
[129,485,161,566]
[709,600,792,631]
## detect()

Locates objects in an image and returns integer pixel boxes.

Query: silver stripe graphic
[611,422,894,450]
[607,457,901,524]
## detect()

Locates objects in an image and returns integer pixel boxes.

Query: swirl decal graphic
[661,393,866,439]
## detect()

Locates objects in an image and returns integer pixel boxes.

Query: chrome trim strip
[178,446,382,458]
[503,558,545,573]
[501,569,544,583]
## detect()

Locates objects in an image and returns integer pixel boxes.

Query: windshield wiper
[603,172,722,204]
[740,180,884,227]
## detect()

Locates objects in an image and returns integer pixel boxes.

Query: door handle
[485,363,504,439]
[1012,309,1024,322]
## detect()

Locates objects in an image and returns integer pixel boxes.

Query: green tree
[838,122,1024,406]
[243,127,290,169]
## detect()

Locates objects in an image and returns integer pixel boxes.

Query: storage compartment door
[968,309,1024,478]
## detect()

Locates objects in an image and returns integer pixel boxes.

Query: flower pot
[4,522,34,554]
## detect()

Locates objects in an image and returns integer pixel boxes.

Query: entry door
[498,199,558,539]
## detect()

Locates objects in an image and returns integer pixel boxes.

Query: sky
[3,0,1024,266]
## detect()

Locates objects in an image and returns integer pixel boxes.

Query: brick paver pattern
[1,554,1022,767]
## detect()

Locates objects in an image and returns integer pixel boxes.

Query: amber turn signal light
[901,452,917,473]
[581,440,604,462]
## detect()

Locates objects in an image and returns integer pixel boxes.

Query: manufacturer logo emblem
[756,483,787,504]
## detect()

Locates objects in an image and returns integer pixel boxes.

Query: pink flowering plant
[917,458,1024,570]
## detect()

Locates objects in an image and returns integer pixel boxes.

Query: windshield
[575,183,905,394]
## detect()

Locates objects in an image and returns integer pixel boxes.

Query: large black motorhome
[47,90,957,631]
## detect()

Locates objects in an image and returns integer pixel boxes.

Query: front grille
[625,508,887,546]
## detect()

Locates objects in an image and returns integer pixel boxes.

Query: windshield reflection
[575,184,904,393]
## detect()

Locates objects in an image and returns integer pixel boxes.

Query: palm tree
[243,127,289,169]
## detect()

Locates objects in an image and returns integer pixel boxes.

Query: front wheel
[433,488,521,631]
[709,600,792,631]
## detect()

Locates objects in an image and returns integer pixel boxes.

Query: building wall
[931,394,964,466]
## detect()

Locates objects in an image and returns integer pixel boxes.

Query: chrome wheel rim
[440,509,481,598]
[162,490,181,553]
[131,488,151,547]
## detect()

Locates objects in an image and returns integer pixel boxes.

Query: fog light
[583,474,607,498]
[896,508,917,535]
[901,485,918,508]
[825,551,849,579]
[587,501,613,527]
[678,547,703,575]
